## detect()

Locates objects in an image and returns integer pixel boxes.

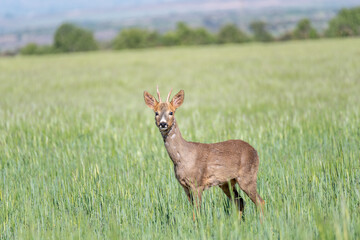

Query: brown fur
[144,89,265,216]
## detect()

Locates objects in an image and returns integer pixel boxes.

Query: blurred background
[0,0,359,55]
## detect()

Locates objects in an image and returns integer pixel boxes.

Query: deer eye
[169,112,173,115]
[155,112,159,116]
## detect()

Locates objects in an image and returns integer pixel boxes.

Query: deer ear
[144,91,158,110]
[170,90,184,109]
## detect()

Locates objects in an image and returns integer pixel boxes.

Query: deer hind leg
[219,179,245,217]
[236,177,265,214]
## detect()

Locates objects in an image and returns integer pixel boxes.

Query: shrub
[191,27,215,45]
[20,43,38,55]
[113,28,160,49]
[170,22,214,45]
[217,24,249,44]
[54,23,98,52]
[161,32,180,46]
[20,43,57,55]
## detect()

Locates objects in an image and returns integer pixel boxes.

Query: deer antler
[157,85,162,102]
[166,89,173,102]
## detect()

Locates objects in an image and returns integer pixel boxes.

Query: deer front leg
[192,186,203,210]
[182,186,203,220]
[182,186,194,205]
[191,186,203,221]
[182,186,196,220]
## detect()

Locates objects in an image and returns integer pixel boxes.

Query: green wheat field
[1,38,359,239]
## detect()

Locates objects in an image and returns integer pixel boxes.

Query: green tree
[171,22,214,45]
[326,7,360,37]
[217,24,249,44]
[249,21,273,42]
[293,19,319,39]
[113,28,160,49]
[54,23,98,52]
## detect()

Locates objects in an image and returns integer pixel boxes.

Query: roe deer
[144,87,265,218]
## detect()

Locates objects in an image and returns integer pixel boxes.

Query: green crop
[0,39,359,239]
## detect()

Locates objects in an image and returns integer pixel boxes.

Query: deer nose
[159,122,168,128]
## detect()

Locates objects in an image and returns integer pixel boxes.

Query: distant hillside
[1,0,359,32]
[0,0,359,51]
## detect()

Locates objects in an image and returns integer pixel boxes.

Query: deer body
[164,121,258,191]
[144,88,264,215]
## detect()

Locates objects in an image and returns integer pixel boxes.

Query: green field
[1,39,359,239]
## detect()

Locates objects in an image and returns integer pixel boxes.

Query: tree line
[20,6,360,55]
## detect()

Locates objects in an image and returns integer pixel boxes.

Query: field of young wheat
[0,38,359,239]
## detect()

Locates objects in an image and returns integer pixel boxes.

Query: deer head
[144,87,184,133]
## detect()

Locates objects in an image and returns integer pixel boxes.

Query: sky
[1,0,359,16]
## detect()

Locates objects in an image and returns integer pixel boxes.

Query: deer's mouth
[159,122,169,131]
[159,126,168,131]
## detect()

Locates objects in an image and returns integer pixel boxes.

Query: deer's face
[154,103,176,131]
[144,89,184,132]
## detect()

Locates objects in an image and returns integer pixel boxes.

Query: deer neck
[161,120,188,165]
